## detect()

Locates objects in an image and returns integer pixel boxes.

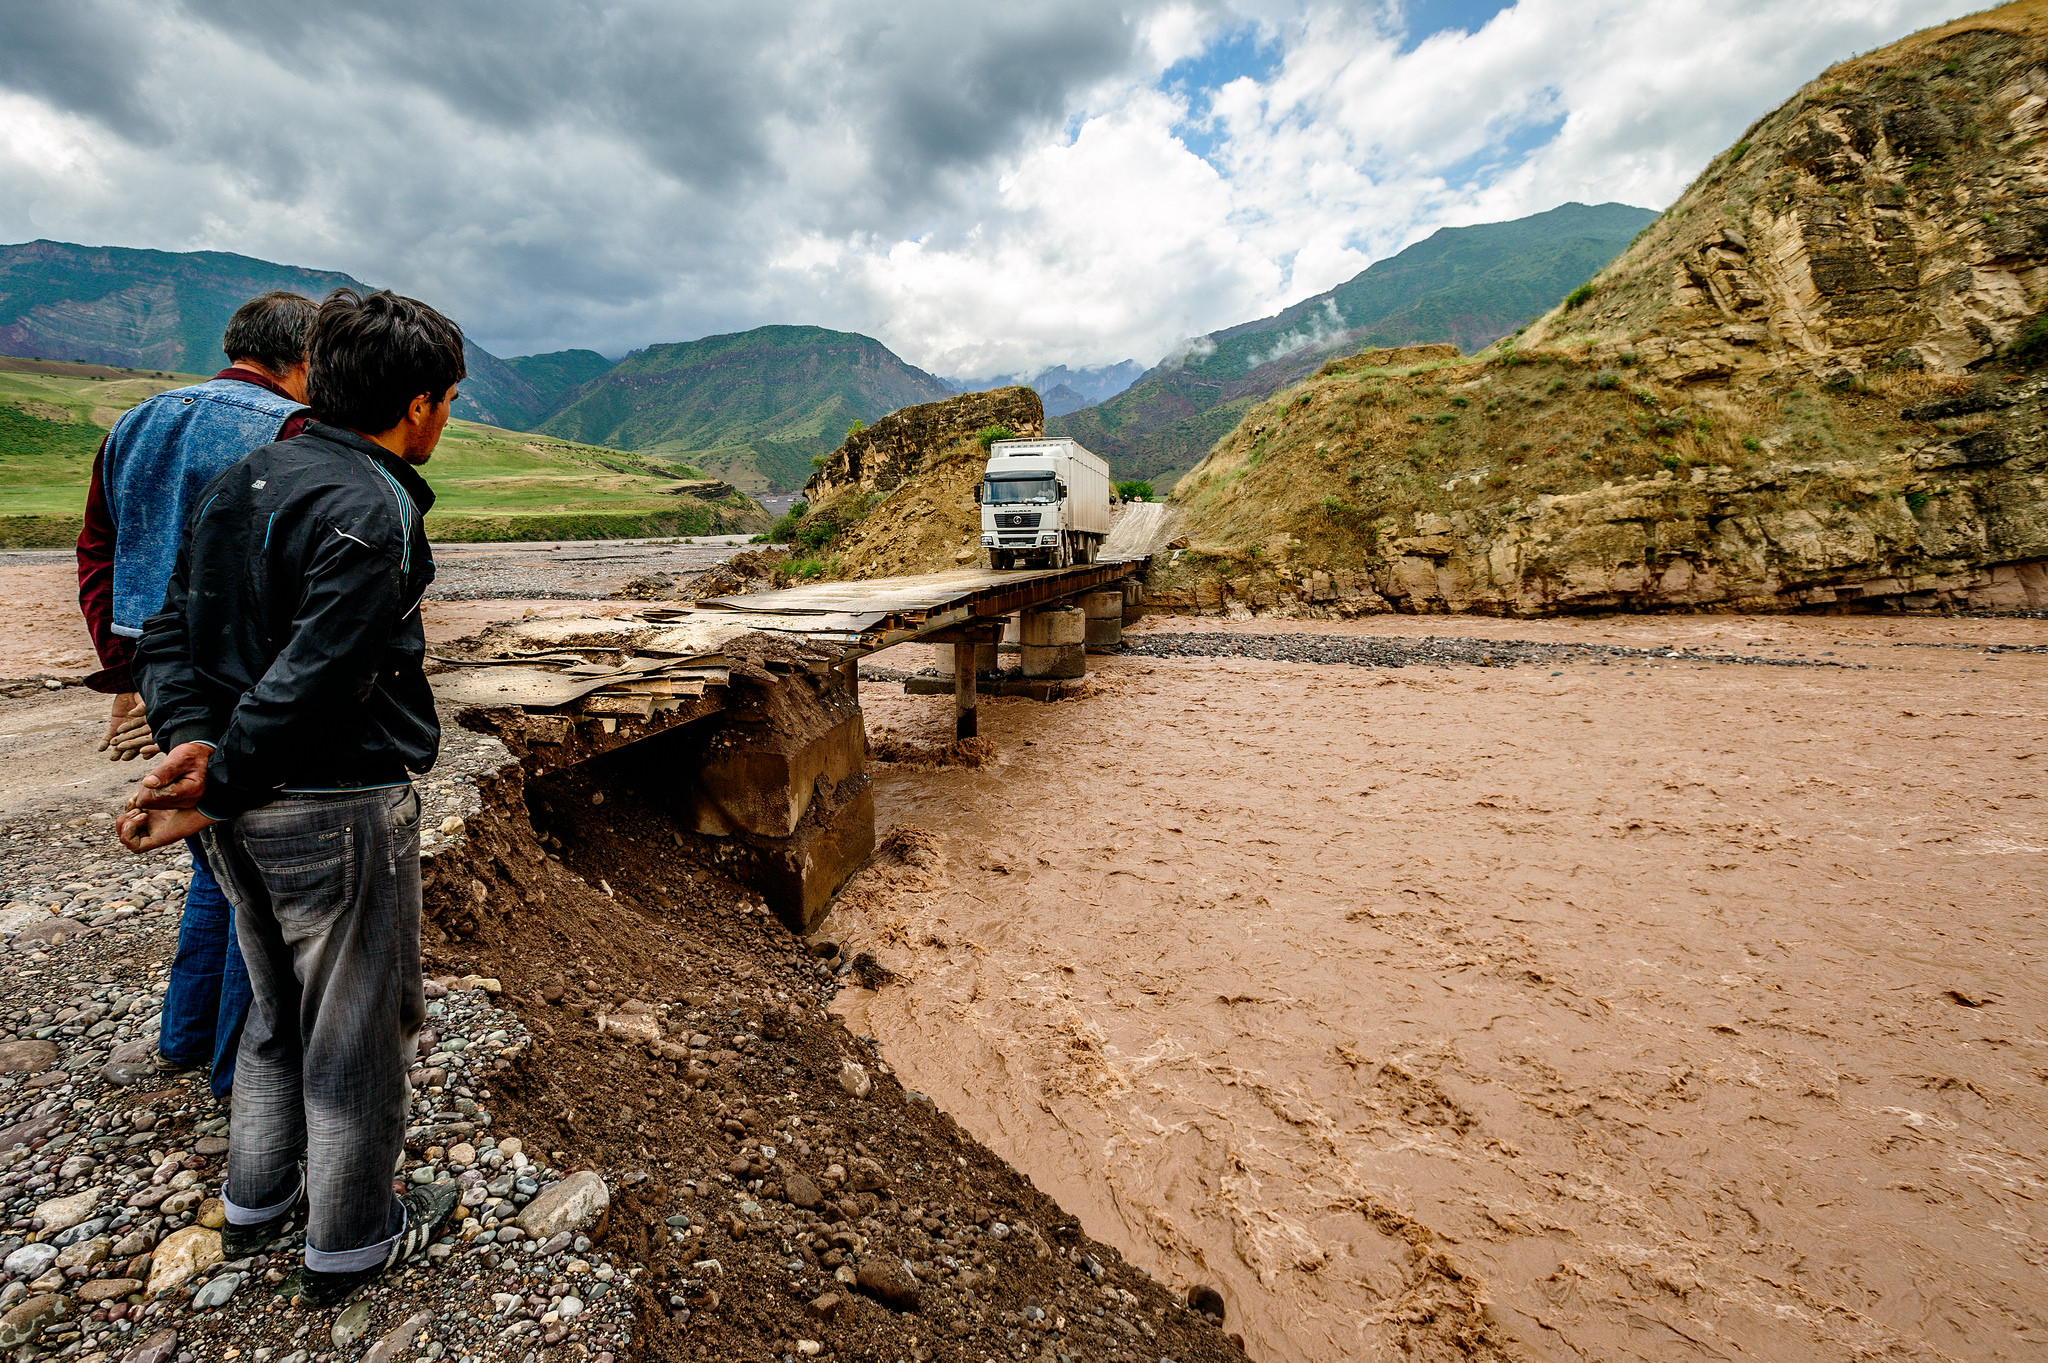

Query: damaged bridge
[430,559,1148,937]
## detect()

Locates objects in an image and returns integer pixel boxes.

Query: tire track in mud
[829,644,2048,1363]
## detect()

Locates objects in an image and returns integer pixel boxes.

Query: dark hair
[221,291,316,373]
[306,288,466,433]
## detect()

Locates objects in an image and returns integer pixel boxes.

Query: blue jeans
[157,837,253,1099]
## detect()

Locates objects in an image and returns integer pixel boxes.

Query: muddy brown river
[834,613,2048,1363]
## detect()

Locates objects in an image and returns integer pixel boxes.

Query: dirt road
[834,611,2048,1362]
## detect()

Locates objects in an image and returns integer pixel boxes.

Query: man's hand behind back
[130,741,212,811]
[118,805,215,853]
[100,692,160,762]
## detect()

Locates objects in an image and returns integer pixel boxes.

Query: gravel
[0,732,636,1363]
[1118,631,1871,670]
[427,537,757,602]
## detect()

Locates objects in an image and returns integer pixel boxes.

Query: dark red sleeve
[77,436,136,694]
[279,412,308,440]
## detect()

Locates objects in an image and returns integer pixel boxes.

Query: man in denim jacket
[119,288,463,1307]
[77,291,315,1097]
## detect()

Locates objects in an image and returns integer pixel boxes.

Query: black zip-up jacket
[135,420,440,820]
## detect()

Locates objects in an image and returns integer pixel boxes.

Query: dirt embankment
[416,698,1245,1362]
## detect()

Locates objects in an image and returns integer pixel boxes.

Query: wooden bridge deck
[431,557,1144,714]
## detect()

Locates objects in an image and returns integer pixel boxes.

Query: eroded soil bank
[831,612,2048,1363]
[421,706,1245,1362]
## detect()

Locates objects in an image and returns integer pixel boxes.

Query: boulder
[0,1040,58,1075]
[10,918,87,949]
[783,1172,824,1210]
[120,1329,178,1363]
[33,1187,100,1233]
[144,1226,220,1295]
[191,1271,241,1308]
[77,1278,142,1303]
[363,1308,435,1363]
[331,1300,373,1348]
[854,1257,922,1311]
[516,1171,609,1241]
[2,1243,56,1279]
[0,1294,64,1350]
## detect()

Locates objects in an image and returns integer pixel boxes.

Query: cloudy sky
[0,0,1975,377]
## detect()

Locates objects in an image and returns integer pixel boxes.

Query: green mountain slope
[504,348,617,412]
[538,324,954,492]
[1052,202,1656,490]
[0,239,547,430]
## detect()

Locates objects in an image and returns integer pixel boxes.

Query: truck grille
[995,512,1041,528]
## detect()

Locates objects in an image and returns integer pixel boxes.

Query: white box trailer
[978,437,1112,569]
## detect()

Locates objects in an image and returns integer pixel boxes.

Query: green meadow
[0,361,768,546]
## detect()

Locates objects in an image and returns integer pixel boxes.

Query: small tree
[976,424,1014,450]
[1116,480,1155,502]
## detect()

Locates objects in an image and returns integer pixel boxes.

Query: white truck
[978,437,1112,569]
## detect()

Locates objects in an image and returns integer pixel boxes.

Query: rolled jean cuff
[304,1204,403,1274]
[223,1176,302,1225]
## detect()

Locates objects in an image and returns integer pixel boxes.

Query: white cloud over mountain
[0,0,1973,374]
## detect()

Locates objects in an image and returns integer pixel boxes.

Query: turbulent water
[833,615,2048,1363]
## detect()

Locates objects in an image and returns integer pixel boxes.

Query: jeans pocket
[242,823,355,932]
[388,785,421,830]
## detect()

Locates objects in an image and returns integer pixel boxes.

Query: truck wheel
[1076,537,1096,564]
[992,550,1011,570]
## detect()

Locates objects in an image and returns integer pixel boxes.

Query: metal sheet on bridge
[694,561,1143,617]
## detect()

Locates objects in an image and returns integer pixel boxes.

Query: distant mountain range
[947,360,1146,417]
[1050,202,1658,491]
[0,240,555,431]
[536,326,954,492]
[0,242,961,491]
[0,207,1653,496]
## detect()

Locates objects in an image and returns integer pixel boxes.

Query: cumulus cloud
[0,0,1976,375]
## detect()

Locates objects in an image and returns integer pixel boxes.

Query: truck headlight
[980,533,997,546]
[1039,533,1058,546]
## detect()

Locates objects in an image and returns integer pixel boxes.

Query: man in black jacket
[119,288,464,1307]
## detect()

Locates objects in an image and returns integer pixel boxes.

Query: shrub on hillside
[1564,282,1597,310]
[767,500,808,543]
[2004,314,2048,367]
[1116,480,1155,502]
[976,424,1014,449]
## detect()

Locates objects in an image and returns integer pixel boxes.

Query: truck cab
[978,437,1112,570]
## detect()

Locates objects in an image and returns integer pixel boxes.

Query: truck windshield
[982,477,1056,504]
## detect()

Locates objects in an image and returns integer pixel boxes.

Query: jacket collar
[302,419,438,515]
[214,366,303,407]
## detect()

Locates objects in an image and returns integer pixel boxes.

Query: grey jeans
[203,784,424,1271]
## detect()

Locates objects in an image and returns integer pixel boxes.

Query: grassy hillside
[539,324,955,493]
[0,239,547,431]
[1052,202,1655,492]
[0,358,766,546]
[1159,4,2048,618]
[503,348,617,411]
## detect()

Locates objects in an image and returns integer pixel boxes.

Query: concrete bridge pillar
[1080,590,1123,653]
[1020,605,1085,679]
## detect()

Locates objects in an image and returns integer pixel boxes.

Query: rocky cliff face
[1526,3,2048,386]
[803,385,1041,504]
[1161,3,2048,617]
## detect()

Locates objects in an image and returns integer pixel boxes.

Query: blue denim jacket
[102,378,308,636]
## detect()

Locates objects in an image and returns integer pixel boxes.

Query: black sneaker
[221,1188,306,1258]
[288,1181,461,1310]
